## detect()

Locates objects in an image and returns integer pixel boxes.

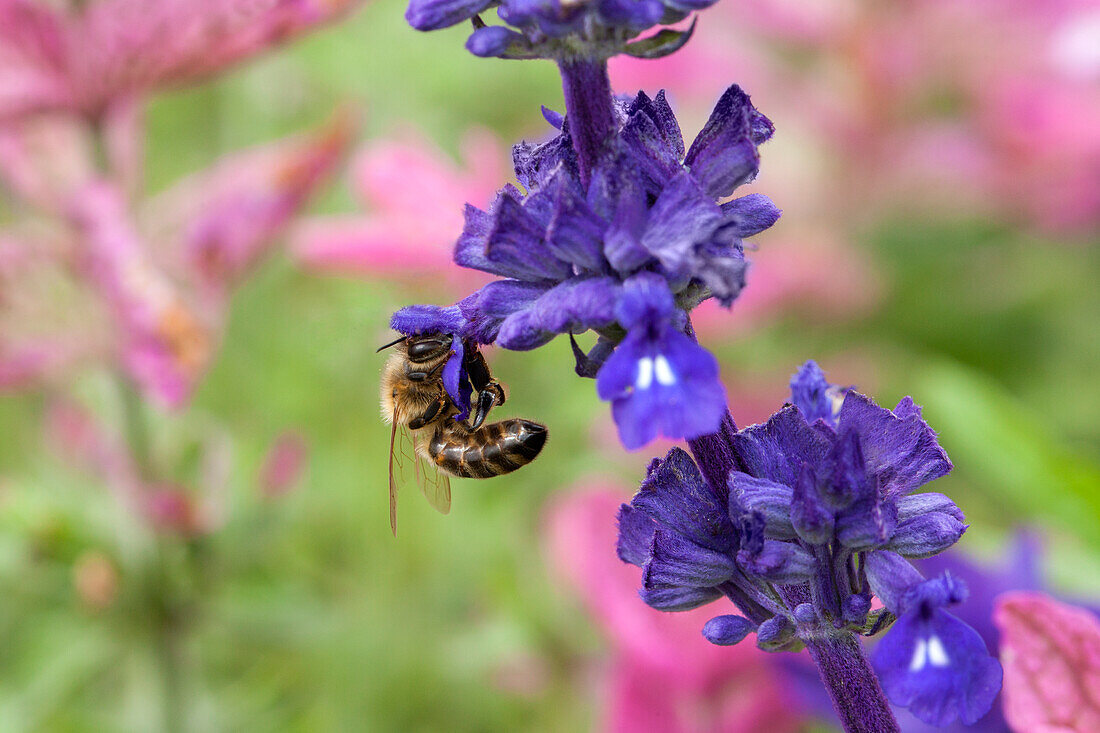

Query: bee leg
[464,341,495,393]
[470,389,494,431]
[408,392,449,430]
[570,331,615,379]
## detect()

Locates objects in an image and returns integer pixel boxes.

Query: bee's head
[404,332,454,363]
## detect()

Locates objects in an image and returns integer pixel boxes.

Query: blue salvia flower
[865,554,1004,727]
[616,362,1002,727]
[447,87,776,448]
[406,0,716,59]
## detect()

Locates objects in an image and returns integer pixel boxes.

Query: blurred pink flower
[44,399,294,535]
[144,110,355,295]
[614,0,1100,238]
[292,126,504,289]
[258,431,309,498]
[72,181,213,408]
[1,115,349,406]
[544,485,803,733]
[690,228,879,341]
[142,482,215,536]
[993,592,1100,732]
[0,0,360,122]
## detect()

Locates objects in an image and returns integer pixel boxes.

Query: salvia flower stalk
[389,76,778,447]
[395,6,1002,732]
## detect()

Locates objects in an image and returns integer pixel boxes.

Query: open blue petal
[390,304,466,336]
[495,276,620,350]
[458,280,549,344]
[598,327,725,450]
[614,272,674,330]
[872,607,1002,726]
[441,338,472,421]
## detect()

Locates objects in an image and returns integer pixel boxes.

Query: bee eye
[407,334,452,361]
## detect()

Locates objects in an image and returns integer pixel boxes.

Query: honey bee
[379,332,548,535]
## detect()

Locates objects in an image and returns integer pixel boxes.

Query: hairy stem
[556,58,616,186]
[682,318,743,501]
[803,632,900,733]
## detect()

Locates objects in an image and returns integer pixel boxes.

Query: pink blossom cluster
[612,0,1100,237]
[0,0,358,407]
[45,398,307,535]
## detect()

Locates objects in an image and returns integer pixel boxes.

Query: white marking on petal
[927,635,951,667]
[653,355,676,386]
[636,357,655,390]
[909,638,928,672]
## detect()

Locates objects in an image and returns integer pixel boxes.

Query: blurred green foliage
[0,1,1098,730]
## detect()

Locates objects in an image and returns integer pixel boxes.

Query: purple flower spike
[394,87,777,450]
[404,0,717,58]
[872,575,1003,727]
[596,274,726,449]
[617,362,999,728]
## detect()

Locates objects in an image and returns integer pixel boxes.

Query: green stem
[117,372,152,480]
[155,609,185,733]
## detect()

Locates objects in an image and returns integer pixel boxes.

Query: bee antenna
[376,335,407,353]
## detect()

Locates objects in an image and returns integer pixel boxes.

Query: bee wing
[414,443,451,516]
[387,412,401,536]
[388,404,452,535]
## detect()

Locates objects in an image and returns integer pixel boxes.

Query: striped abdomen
[429,419,547,478]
